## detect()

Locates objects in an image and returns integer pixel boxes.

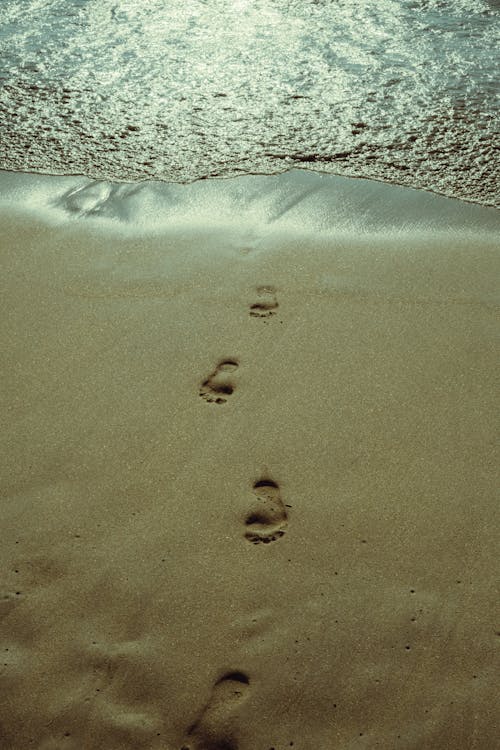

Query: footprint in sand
[181,672,250,750]
[199,361,239,405]
[249,286,278,318]
[61,180,112,217]
[244,480,288,544]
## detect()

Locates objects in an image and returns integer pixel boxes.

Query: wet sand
[0,173,499,749]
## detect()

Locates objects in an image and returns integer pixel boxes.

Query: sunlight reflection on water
[0,0,498,204]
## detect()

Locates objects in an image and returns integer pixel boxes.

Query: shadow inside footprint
[249,286,278,318]
[181,672,250,750]
[199,361,238,404]
[244,479,288,544]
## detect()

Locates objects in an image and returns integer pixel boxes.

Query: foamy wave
[0,0,498,205]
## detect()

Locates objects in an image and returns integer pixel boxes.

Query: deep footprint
[244,479,288,544]
[181,672,250,750]
[249,286,278,318]
[199,361,238,404]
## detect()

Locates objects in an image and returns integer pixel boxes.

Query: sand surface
[0,173,499,749]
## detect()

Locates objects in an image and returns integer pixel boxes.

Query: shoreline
[0,170,498,749]
[1,163,499,211]
[1,168,499,238]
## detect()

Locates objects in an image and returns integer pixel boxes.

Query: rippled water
[0,0,498,205]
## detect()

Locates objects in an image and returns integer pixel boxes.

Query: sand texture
[0,173,499,749]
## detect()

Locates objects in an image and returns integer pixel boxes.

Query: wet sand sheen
[0,175,499,749]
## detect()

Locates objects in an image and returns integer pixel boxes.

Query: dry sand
[0,173,499,749]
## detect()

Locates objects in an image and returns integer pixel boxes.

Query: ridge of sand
[0,172,499,749]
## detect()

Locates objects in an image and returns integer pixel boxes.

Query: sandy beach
[0,171,498,749]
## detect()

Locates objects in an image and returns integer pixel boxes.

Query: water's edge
[0,168,498,237]
[2,1,498,206]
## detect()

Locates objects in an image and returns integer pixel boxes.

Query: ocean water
[0,0,498,206]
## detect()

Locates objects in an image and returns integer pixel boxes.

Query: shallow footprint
[199,361,238,404]
[181,672,250,750]
[61,180,111,216]
[244,479,288,544]
[249,286,278,318]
